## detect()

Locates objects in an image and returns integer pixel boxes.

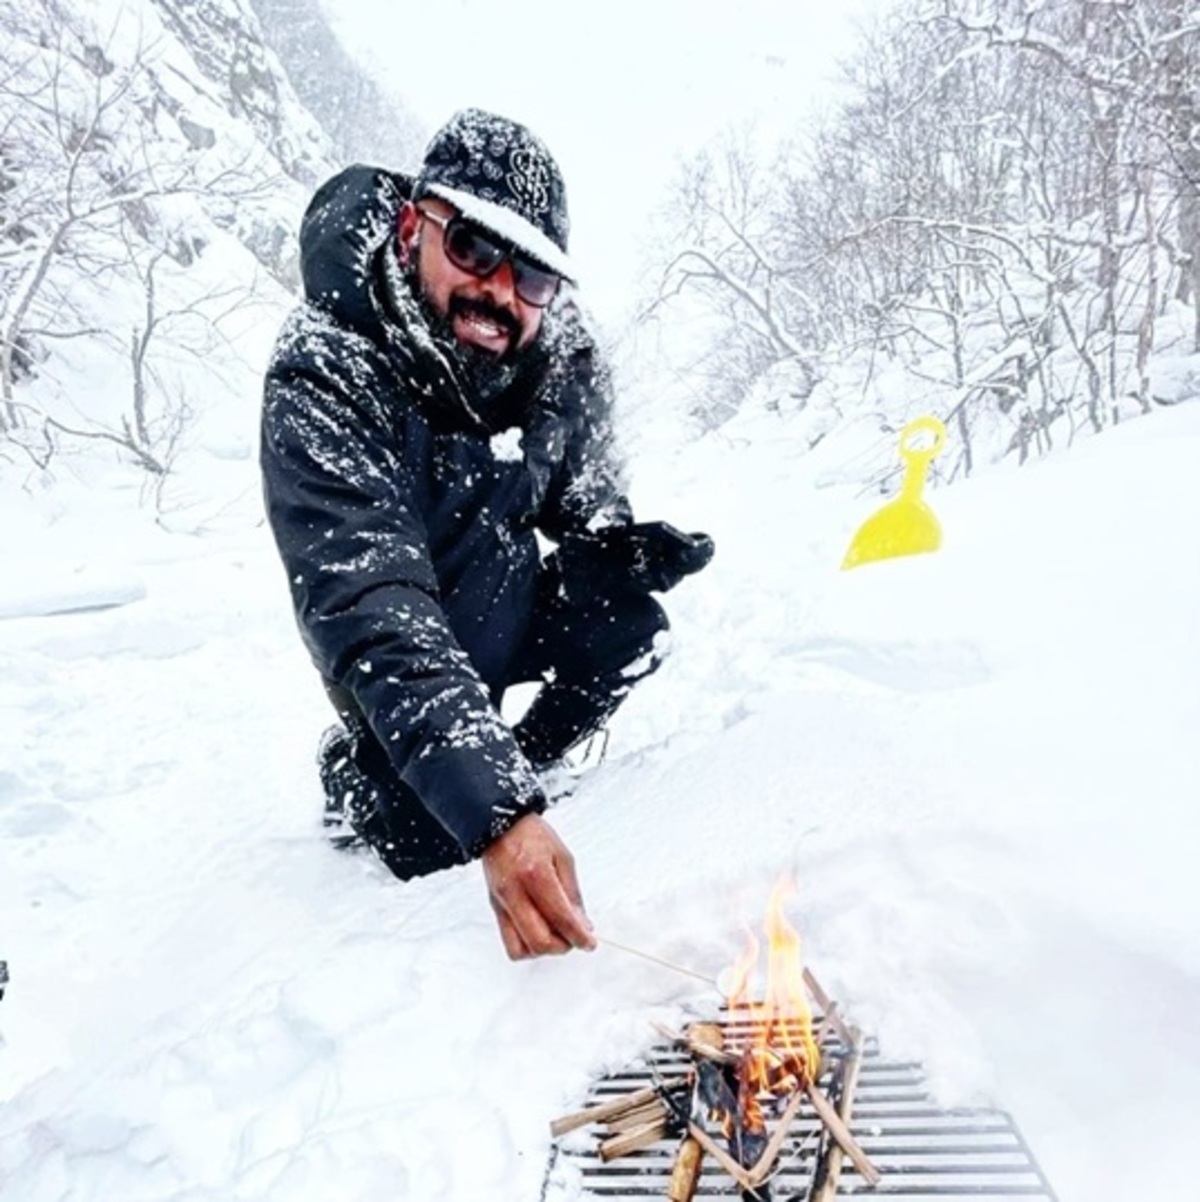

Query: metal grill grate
[543,1015,1058,1201]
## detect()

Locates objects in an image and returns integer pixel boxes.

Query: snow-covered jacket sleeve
[261,312,544,855]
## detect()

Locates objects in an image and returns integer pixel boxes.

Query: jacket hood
[298,164,559,435]
[299,165,411,333]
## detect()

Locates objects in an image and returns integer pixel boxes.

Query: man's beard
[402,258,524,405]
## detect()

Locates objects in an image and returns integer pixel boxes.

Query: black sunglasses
[418,208,561,308]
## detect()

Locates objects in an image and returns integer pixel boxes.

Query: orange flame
[722,877,820,1132]
[760,877,819,1076]
[723,926,759,1010]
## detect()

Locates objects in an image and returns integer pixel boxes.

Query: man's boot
[317,721,468,880]
[318,724,377,849]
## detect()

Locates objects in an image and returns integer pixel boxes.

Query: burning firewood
[548,884,882,1198]
[550,1003,880,1198]
[699,887,822,1199]
[675,1021,787,1201]
[651,967,880,1196]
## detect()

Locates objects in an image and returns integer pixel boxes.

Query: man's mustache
[449,296,521,343]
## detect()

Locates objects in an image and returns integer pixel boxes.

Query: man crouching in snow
[260,109,713,959]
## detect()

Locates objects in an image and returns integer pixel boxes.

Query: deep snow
[2,395,1199,1202]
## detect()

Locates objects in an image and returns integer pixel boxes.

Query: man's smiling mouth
[451,300,519,354]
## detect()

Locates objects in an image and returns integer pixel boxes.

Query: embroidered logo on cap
[508,147,551,215]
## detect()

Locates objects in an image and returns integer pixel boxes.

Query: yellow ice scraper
[842,416,947,570]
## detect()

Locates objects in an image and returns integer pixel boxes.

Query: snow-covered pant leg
[319,688,470,881]
[506,573,669,770]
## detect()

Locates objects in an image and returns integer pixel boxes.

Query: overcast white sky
[323,0,884,323]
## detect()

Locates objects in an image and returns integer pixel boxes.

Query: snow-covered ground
[2,389,1198,1202]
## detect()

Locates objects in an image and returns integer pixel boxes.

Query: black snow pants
[319,561,668,881]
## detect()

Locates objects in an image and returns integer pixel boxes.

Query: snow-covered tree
[646,0,1200,471]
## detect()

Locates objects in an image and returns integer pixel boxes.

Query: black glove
[557,521,715,597]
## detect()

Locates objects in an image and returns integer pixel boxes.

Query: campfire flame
[720,878,820,1145]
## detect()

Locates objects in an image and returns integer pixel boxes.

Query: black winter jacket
[261,165,630,856]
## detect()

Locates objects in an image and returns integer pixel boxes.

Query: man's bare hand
[481,813,597,960]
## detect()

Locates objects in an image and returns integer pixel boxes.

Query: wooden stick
[805,1052,846,1201]
[549,1079,684,1137]
[814,1000,842,1046]
[746,1087,807,1187]
[686,1121,755,1191]
[804,1079,881,1186]
[689,1021,725,1047]
[687,1035,738,1065]
[802,968,834,1011]
[667,1136,705,1202]
[652,1019,685,1044]
[802,969,856,1048]
[599,1117,669,1161]
[605,1099,668,1133]
[651,1020,738,1065]
[810,1030,869,1202]
[597,935,854,1048]
[598,936,719,987]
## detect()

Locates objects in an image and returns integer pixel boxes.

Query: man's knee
[576,588,669,682]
